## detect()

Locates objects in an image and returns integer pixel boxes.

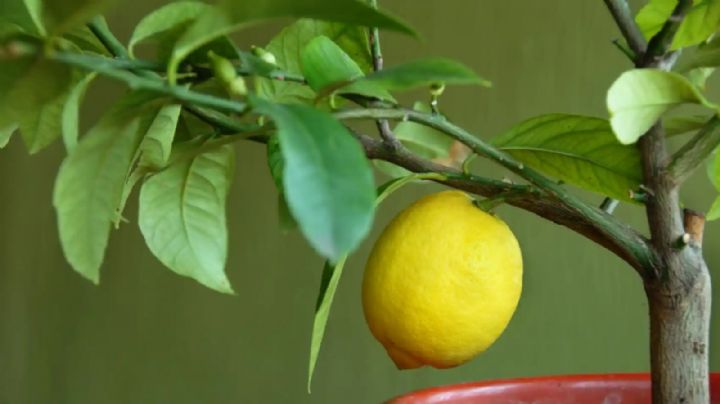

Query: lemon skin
[362,190,523,369]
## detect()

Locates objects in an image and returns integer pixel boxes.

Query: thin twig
[602,0,647,59]
[368,0,401,151]
[184,105,259,134]
[87,17,130,59]
[53,52,248,114]
[612,38,636,61]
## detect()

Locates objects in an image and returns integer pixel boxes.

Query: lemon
[362,190,523,369]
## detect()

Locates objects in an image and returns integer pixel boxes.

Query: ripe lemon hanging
[362,190,523,369]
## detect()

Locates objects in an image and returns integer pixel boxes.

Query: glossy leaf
[256,19,374,103]
[139,142,235,293]
[636,0,720,50]
[0,124,16,148]
[253,98,375,261]
[61,73,95,153]
[492,114,642,201]
[300,35,393,101]
[168,0,414,82]
[635,0,674,39]
[53,92,160,283]
[354,58,491,92]
[607,69,715,144]
[138,103,182,169]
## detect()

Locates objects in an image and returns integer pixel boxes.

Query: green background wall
[1,1,718,403]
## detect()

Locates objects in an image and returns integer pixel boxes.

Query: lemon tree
[0,0,718,402]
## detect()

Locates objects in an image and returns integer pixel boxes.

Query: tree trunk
[645,254,712,404]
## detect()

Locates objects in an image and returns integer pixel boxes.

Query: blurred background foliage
[0,1,718,403]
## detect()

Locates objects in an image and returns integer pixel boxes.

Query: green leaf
[18,89,66,153]
[607,69,715,144]
[255,19,374,103]
[686,67,715,89]
[252,97,375,261]
[307,256,347,392]
[0,56,72,130]
[168,0,415,83]
[635,0,675,40]
[18,70,85,154]
[267,135,298,232]
[676,0,720,49]
[708,148,720,189]
[0,124,17,148]
[300,35,394,101]
[28,0,118,36]
[707,196,720,220]
[0,0,42,34]
[663,114,711,136]
[636,0,720,50]
[353,58,491,92]
[128,1,237,64]
[137,103,182,169]
[676,36,720,71]
[129,1,208,55]
[492,114,642,201]
[53,92,160,283]
[61,72,95,153]
[138,142,235,293]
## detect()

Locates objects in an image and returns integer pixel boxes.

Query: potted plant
[0,0,717,402]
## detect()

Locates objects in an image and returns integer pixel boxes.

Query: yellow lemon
[362,190,522,369]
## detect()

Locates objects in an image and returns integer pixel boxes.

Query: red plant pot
[389,373,720,403]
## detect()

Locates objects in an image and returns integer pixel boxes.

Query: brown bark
[645,256,711,403]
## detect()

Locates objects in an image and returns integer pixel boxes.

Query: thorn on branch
[611,39,636,61]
